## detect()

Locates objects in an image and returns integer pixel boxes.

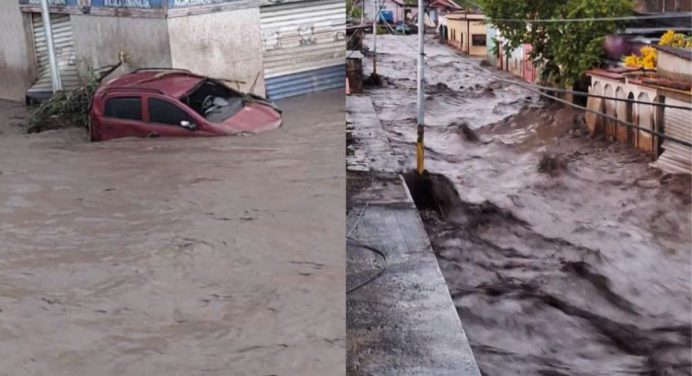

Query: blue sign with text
[88,0,164,8]
[18,0,164,8]
[19,0,77,6]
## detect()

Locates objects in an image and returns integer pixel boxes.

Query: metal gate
[28,13,79,100]
[260,0,345,99]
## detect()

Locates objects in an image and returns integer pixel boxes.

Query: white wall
[167,8,265,95]
[71,15,172,77]
[657,51,691,82]
[0,2,34,102]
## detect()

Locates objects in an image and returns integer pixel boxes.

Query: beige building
[586,46,691,174]
[446,12,487,57]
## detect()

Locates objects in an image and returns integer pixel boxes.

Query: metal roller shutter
[654,98,692,174]
[260,0,345,99]
[28,13,80,100]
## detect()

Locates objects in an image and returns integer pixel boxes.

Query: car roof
[102,69,206,99]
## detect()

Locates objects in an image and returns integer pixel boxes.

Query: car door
[143,96,212,138]
[99,95,147,140]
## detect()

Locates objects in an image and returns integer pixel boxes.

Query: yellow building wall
[447,19,464,50]
[446,19,487,57]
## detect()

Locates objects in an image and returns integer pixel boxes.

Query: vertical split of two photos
[1,0,692,375]
[0,0,346,375]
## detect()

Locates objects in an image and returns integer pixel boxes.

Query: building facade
[587,47,691,174]
[1,0,345,102]
[362,0,417,24]
[446,13,486,57]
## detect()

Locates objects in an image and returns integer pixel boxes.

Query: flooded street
[0,91,345,376]
[363,34,691,375]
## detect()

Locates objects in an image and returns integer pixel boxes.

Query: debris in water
[428,82,457,95]
[538,153,569,177]
[26,60,125,134]
[363,73,383,87]
[452,122,480,142]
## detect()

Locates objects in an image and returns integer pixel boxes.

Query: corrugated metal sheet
[265,64,344,100]
[654,97,692,174]
[260,0,345,99]
[28,13,80,96]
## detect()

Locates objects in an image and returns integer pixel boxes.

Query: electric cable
[346,236,388,294]
[363,10,692,147]
[505,80,692,111]
[489,73,692,147]
[468,59,692,147]
[489,13,692,24]
[346,172,388,295]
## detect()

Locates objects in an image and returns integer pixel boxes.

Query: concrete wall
[588,75,661,153]
[631,85,658,153]
[447,20,462,50]
[467,20,487,57]
[71,15,172,78]
[168,8,265,96]
[0,2,35,102]
[657,51,691,82]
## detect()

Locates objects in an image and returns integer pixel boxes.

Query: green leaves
[482,0,633,85]
[347,0,362,19]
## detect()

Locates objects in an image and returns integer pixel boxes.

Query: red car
[89,68,282,141]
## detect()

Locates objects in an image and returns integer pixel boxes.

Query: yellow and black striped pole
[416,124,424,175]
[416,0,425,175]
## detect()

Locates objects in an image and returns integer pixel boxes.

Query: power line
[483,70,692,148]
[362,21,691,147]
[489,13,692,24]
[505,80,692,111]
[432,39,692,147]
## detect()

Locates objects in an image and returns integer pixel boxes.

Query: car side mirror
[180,120,197,130]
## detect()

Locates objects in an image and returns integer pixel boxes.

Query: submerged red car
[89,68,282,141]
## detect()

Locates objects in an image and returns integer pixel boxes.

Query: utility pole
[361,0,365,24]
[416,0,425,175]
[39,0,62,93]
[373,1,378,75]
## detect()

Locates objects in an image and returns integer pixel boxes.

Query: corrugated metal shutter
[654,98,691,174]
[260,0,345,99]
[28,13,79,97]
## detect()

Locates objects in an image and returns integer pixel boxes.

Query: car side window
[148,98,193,126]
[104,97,142,121]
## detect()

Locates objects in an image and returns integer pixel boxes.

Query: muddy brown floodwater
[0,91,345,376]
[364,35,691,375]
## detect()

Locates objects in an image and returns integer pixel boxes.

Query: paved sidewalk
[346,95,480,376]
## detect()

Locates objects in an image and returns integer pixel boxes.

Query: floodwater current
[364,34,691,375]
[0,91,346,376]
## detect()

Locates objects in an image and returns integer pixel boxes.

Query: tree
[481,0,633,86]
[347,0,363,20]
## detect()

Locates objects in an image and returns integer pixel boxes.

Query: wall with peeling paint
[5,0,266,99]
[167,8,265,95]
[0,2,35,102]
[71,15,172,76]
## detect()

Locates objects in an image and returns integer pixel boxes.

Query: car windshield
[183,80,245,123]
